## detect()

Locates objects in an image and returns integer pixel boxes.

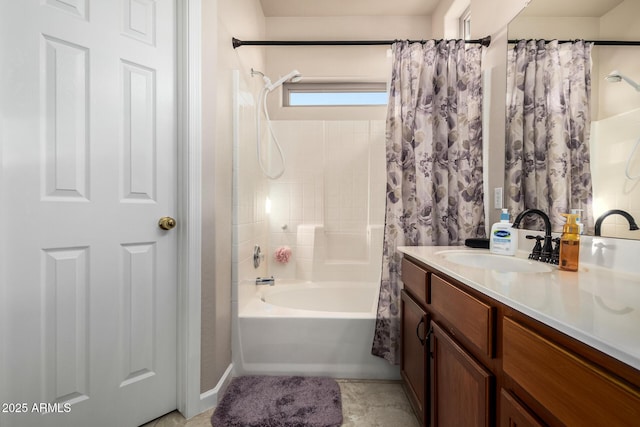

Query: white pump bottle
[490,209,518,256]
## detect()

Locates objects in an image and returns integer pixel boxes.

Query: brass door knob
[158,216,176,230]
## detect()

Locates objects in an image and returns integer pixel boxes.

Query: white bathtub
[234,281,400,380]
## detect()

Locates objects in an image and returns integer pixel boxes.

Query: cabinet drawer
[503,317,640,426]
[401,257,429,306]
[430,274,494,358]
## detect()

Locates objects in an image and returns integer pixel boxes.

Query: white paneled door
[1,1,178,426]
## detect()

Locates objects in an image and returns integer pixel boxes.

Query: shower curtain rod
[232,36,492,49]
[508,39,640,46]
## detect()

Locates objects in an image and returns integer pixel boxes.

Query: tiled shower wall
[266,120,387,279]
[591,108,640,239]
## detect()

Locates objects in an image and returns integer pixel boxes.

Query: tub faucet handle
[256,276,275,286]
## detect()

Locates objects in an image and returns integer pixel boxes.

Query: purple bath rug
[211,375,342,427]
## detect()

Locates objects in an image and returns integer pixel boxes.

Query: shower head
[252,68,302,92]
[265,69,303,92]
[605,71,622,83]
[605,70,640,92]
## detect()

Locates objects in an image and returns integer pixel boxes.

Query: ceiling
[260,0,624,18]
[518,0,623,17]
[259,0,441,17]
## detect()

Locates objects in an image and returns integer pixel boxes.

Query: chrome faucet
[512,209,553,263]
[594,209,639,236]
[256,276,275,286]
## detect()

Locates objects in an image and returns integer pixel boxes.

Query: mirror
[507,0,640,240]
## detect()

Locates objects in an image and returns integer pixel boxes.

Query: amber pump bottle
[559,213,580,271]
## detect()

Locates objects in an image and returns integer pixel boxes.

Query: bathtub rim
[240,280,380,319]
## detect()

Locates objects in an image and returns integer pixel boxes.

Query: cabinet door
[500,389,544,427]
[431,321,493,427]
[401,290,429,426]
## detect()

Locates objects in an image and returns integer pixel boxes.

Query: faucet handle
[550,237,560,265]
[526,235,543,260]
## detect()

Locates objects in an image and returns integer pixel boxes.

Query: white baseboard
[199,363,234,414]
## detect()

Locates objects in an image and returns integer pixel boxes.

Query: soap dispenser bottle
[571,209,584,235]
[490,209,518,256]
[559,213,580,271]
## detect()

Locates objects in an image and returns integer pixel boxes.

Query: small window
[460,6,472,41]
[283,82,388,107]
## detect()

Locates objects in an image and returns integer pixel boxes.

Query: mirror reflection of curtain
[505,40,594,233]
[372,40,485,364]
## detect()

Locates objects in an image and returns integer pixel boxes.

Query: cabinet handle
[416,317,426,346]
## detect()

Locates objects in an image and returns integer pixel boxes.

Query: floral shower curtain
[372,40,486,364]
[505,40,594,232]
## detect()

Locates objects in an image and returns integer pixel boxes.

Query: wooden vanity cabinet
[401,256,496,426]
[400,255,640,427]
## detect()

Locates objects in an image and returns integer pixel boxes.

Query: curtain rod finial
[232,37,243,49]
[480,36,491,47]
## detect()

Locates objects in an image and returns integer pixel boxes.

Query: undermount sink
[435,250,553,273]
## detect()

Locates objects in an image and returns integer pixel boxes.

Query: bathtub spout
[256,276,275,286]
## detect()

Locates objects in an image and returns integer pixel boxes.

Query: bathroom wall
[202,0,266,394]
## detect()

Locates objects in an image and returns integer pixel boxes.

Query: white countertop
[398,246,640,371]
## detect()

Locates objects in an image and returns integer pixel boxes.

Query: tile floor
[140,380,420,427]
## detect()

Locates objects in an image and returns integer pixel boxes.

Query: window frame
[282,82,388,107]
[459,6,472,41]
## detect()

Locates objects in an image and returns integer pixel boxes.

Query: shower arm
[619,74,640,91]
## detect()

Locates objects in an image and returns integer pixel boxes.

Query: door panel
[41,246,91,406]
[0,1,178,426]
[42,35,90,201]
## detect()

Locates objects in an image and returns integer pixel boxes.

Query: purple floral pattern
[505,40,594,232]
[372,40,486,364]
